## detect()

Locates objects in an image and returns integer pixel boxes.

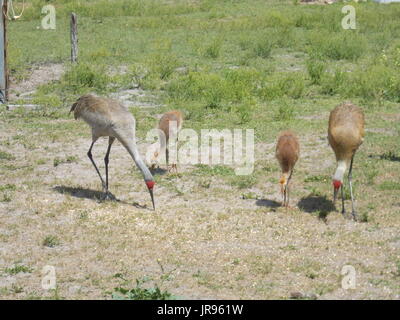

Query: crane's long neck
[333,160,347,182]
[123,138,154,181]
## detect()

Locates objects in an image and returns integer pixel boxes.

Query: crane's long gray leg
[172,137,178,173]
[166,147,170,172]
[286,170,294,207]
[104,137,115,199]
[283,185,287,207]
[341,185,345,215]
[348,155,357,220]
[87,139,106,194]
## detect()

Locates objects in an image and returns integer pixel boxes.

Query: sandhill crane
[275,130,300,207]
[70,94,155,210]
[328,102,365,219]
[150,110,183,173]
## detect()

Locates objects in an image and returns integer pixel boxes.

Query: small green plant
[43,235,60,248]
[0,151,15,160]
[306,58,325,85]
[241,192,258,200]
[235,101,253,124]
[321,69,347,96]
[304,175,328,183]
[4,264,32,275]
[149,53,179,80]
[278,73,305,99]
[1,194,12,202]
[112,279,173,300]
[359,211,369,223]
[0,184,16,192]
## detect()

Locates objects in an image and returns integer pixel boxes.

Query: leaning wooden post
[0,0,8,103]
[70,13,78,63]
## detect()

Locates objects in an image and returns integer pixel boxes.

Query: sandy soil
[0,64,399,300]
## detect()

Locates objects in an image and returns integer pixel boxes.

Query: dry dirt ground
[0,65,399,300]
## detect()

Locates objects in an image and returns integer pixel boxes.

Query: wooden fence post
[70,13,78,63]
[0,0,8,103]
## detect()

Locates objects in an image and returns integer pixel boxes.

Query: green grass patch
[4,264,33,275]
[378,181,400,191]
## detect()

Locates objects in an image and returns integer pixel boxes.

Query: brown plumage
[70,94,156,209]
[328,102,365,219]
[275,130,300,207]
[151,110,183,172]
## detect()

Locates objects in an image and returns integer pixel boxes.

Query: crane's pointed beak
[145,181,155,211]
[149,188,155,210]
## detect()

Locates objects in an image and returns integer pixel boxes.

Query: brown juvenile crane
[150,110,183,173]
[328,102,365,219]
[70,94,155,209]
[275,130,300,207]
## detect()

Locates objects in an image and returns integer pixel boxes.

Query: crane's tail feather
[69,102,78,120]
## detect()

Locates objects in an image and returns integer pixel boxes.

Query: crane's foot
[351,210,358,221]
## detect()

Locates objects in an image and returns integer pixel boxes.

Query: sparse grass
[0,151,15,160]
[42,235,60,248]
[274,102,295,121]
[53,156,78,167]
[0,184,16,192]
[306,58,325,85]
[378,181,400,191]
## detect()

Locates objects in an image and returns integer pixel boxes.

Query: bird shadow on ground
[369,153,400,162]
[150,167,168,176]
[53,185,118,201]
[297,195,336,222]
[256,199,281,211]
[52,186,150,209]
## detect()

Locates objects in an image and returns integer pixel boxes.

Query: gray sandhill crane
[275,130,300,207]
[150,110,183,173]
[328,102,365,219]
[70,94,155,210]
